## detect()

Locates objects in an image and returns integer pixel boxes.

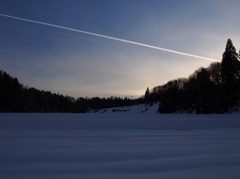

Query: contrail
[0,13,218,62]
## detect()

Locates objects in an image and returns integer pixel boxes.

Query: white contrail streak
[0,13,218,62]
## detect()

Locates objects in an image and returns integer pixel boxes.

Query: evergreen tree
[144,87,150,102]
[221,39,239,85]
[220,39,240,110]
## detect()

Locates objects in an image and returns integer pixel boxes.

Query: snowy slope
[93,102,240,114]
[93,103,160,114]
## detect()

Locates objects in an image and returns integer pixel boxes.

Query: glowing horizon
[0,13,218,62]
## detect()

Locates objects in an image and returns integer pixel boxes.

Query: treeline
[0,71,141,112]
[2,39,240,114]
[146,39,240,113]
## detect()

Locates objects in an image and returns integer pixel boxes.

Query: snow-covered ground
[0,111,240,179]
[92,103,160,114]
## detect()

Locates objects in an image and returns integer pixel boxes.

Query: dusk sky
[0,0,239,98]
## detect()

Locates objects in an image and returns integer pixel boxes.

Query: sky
[0,0,240,98]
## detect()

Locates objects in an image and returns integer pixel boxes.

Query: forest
[145,39,240,113]
[1,39,240,113]
[0,71,142,112]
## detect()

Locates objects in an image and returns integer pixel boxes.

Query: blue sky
[0,0,240,98]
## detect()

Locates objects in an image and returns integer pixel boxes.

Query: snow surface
[92,103,160,114]
[0,109,240,179]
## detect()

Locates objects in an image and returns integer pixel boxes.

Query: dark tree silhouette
[221,39,239,86]
[158,78,186,113]
[0,70,141,112]
[220,39,240,109]
[208,62,222,85]
[156,39,240,113]
[144,87,150,102]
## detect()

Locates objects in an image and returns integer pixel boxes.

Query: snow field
[0,113,240,179]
